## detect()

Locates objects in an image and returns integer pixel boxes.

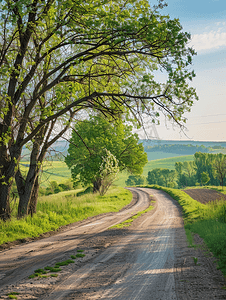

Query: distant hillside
[22,140,69,161]
[144,144,210,155]
[21,139,226,161]
[139,139,226,148]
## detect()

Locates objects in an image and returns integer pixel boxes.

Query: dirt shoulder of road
[173,210,226,299]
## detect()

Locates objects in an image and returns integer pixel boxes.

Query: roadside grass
[109,202,155,229]
[140,185,226,276]
[0,187,132,245]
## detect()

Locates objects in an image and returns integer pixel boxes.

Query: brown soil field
[183,188,226,204]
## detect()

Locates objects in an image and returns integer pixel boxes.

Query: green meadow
[115,154,193,187]
[20,161,71,187]
[0,187,132,245]
[20,153,194,188]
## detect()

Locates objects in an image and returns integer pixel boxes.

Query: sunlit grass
[0,187,132,245]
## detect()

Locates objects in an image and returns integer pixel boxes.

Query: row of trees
[144,144,210,154]
[0,0,198,220]
[145,152,226,189]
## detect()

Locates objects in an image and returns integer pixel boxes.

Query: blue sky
[144,0,226,141]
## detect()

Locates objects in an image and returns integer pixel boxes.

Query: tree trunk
[16,164,38,218]
[0,183,12,220]
[93,178,101,193]
[0,144,20,220]
[28,177,39,217]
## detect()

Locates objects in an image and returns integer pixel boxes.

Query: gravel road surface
[0,188,225,300]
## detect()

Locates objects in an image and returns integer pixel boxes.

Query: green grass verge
[140,185,226,276]
[0,187,132,245]
[109,202,155,229]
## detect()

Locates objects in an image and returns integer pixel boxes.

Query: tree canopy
[0,0,198,219]
[65,115,148,192]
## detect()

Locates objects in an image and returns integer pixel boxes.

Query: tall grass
[0,187,132,245]
[142,185,226,276]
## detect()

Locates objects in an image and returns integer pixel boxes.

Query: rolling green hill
[20,154,194,188]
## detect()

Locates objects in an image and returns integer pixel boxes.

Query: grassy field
[20,153,194,188]
[20,161,71,187]
[0,186,132,245]
[143,185,226,277]
[115,154,194,187]
[146,152,190,161]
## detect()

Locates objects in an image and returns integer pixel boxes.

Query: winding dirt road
[0,188,225,299]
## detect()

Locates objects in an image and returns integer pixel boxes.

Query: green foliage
[201,172,210,186]
[147,168,177,188]
[174,152,226,188]
[65,116,147,191]
[0,187,132,245]
[175,160,196,188]
[126,175,146,186]
[0,0,198,220]
[76,187,93,197]
[99,149,120,195]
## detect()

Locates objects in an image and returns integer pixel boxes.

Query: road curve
[41,188,181,300]
[101,188,179,300]
[1,188,225,299]
[0,188,149,290]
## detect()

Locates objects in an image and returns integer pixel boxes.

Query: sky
[139,0,226,142]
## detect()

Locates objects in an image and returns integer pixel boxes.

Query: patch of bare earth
[183,188,226,204]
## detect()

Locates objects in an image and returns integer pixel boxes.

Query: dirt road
[0,188,225,299]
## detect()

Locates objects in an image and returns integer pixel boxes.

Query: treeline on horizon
[126,152,226,189]
[143,144,225,155]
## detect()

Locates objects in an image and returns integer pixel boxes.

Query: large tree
[65,115,148,192]
[0,0,198,219]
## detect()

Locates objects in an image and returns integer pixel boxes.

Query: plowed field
[183,188,226,204]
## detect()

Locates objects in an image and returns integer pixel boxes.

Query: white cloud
[191,27,226,52]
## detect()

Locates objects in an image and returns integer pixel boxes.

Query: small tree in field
[65,116,148,192]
